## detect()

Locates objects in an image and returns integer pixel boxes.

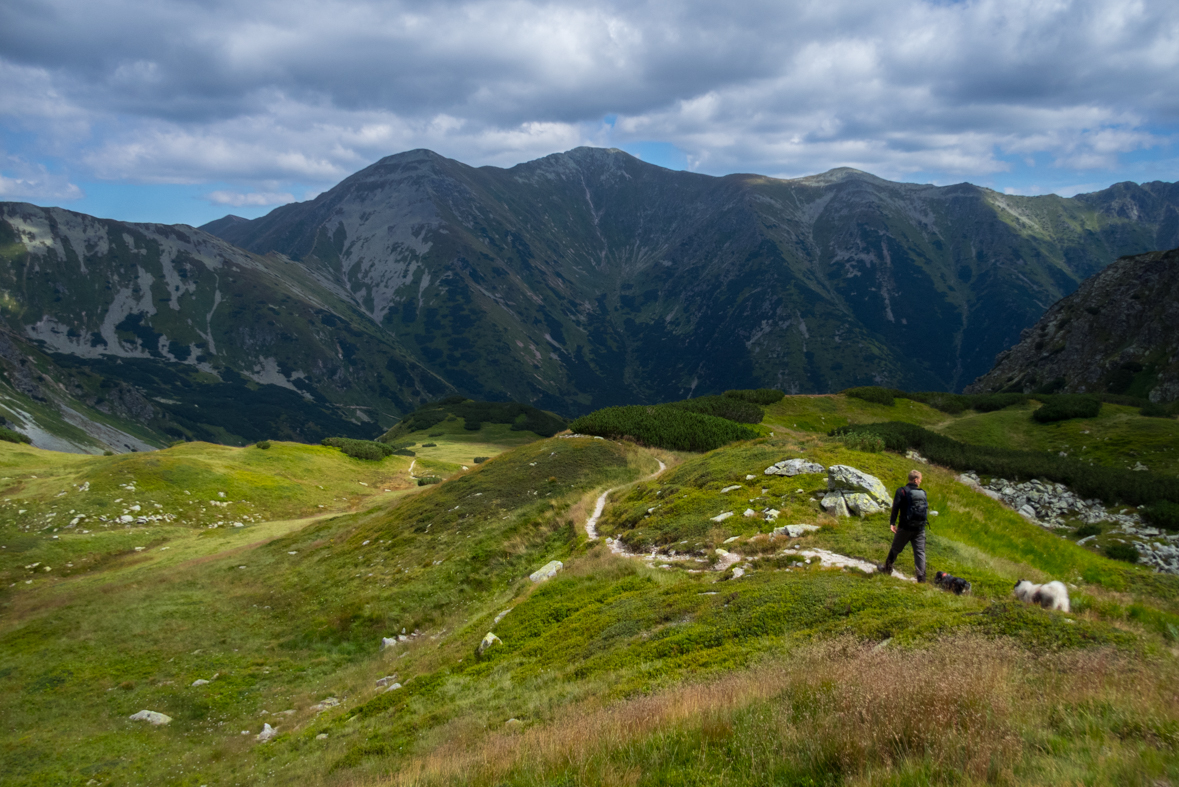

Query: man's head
[908,469,923,485]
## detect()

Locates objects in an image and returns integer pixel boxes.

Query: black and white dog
[934,571,972,595]
[1013,579,1070,612]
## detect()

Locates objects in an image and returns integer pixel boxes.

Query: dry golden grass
[353,635,1179,787]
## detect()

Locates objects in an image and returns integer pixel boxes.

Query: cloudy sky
[2,0,1177,225]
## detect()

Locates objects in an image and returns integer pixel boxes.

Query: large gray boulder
[765,458,825,477]
[843,492,885,517]
[827,466,890,506]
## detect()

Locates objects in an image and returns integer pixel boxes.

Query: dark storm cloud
[1,0,1176,198]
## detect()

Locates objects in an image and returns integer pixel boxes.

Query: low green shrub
[570,405,758,452]
[835,431,886,452]
[473,456,489,464]
[1105,543,1140,563]
[969,393,1030,412]
[428,432,444,437]
[1144,502,1179,532]
[1075,523,1102,538]
[843,386,897,406]
[421,443,437,448]
[417,476,442,486]
[723,388,785,405]
[322,437,395,461]
[1140,402,1172,418]
[0,425,31,444]
[255,440,271,450]
[666,395,764,424]
[391,398,567,438]
[1032,395,1102,423]
[829,421,1179,508]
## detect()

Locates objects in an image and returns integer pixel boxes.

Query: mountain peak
[789,167,895,187]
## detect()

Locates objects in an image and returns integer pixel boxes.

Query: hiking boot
[876,562,894,576]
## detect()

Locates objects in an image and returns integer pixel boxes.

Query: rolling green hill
[3,394,1179,785]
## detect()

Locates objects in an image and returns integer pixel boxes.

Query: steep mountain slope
[0,204,452,449]
[966,246,1179,401]
[208,148,1179,411]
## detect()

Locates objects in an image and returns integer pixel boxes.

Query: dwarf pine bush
[570,405,758,452]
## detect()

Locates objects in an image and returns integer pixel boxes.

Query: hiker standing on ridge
[879,469,929,582]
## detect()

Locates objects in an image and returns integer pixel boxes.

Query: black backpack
[904,487,929,527]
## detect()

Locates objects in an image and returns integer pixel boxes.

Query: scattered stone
[764,458,825,477]
[191,679,209,687]
[529,560,563,582]
[477,632,501,657]
[720,485,742,493]
[381,637,398,650]
[375,675,398,687]
[745,475,756,480]
[764,508,780,520]
[905,450,929,463]
[316,733,329,740]
[743,509,756,517]
[723,535,740,543]
[710,511,734,523]
[256,723,277,742]
[773,524,820,538]
[383,683,403,692]
[129,710,172,726]
[504,718,525,730]
[311,697,340,713]
[494,608,512,624]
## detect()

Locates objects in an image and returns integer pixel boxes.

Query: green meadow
[2,396,1179,786]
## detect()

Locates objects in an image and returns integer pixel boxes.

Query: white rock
[493,608,512,624]
[765,458,825,477]
[256,723,277,742]
[383,682,403,692]
[191,679,209,687]
[720,485,742,493]
[376,675,398,687]
[773,524,821,538]
[723,535,740,543]
[311,697,340,712]
[129,710,172,726]
[316,733,329,740]
[529,560,563,582]
[745,475,756,480]
[381,637,398,650]
[764,508,780,520]
[743,509,756,517]
[710,511,734,523]
[477,632,501,656]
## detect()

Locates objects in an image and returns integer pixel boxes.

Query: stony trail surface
[583,456,913,581]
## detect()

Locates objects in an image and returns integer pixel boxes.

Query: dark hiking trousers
[883,526,926,582]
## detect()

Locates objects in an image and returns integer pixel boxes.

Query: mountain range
[2,147,1178,450]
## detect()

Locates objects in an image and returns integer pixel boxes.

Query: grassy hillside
[2,399,1179,785]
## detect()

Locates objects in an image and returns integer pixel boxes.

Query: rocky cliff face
[0,203,450,448]
[965,246,1179,402]
[209,148,1179,411]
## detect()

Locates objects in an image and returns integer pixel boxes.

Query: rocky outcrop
[528,560,563,582]
[967,246,1179,402]
[822,465,891,517]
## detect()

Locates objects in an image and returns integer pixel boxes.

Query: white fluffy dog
[1013,579,1070,612]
